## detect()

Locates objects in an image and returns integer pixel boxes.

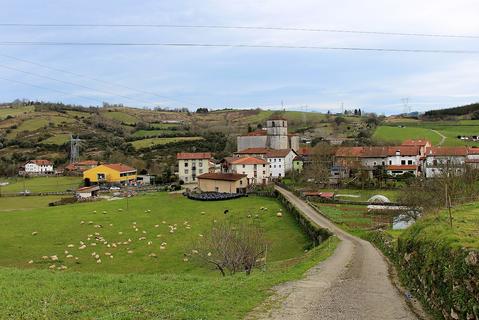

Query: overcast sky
[0,0,478,114]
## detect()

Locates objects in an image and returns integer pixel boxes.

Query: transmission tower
[401,98,411,114]
[70,135,81,163]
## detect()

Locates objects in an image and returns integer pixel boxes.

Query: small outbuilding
[197,172,247,194]
[76,186,100,199]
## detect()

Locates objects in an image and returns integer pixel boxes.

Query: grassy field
[132,129,188,137]
[0,193,339,319]
[0,176,82,193]
[373,126,442,145]
[102,111,138,125]
[40,133,71,145]
[0,195,64,212]
[374,123,479,146]
[131,136,204,149]
[0,105,34,119]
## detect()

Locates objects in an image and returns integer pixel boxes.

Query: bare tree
[190,221,268,276]
[304,143,335,186]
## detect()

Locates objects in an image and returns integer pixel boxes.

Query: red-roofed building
[176,152,213,184]
[197,172,247,193]
[24,159,54,175]
[65,160,100,173]
[424,147,468,178]
[83,163,137,185]
[223,156,270,185]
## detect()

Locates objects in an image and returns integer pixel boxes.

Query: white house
[225,157,270,185]
[266,149,297,178]
[24,160,54,175]
[385,146,421,176]
[424,147,468,178]
[176,152,212,184]
[76,186,100,199]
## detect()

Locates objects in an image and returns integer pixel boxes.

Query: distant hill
[424,103,479,118]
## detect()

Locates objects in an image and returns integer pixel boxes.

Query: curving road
[255,186,419,320]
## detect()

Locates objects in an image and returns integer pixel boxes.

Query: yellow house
[83,164,137,185]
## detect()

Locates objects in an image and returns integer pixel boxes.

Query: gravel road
[253,186,419,320]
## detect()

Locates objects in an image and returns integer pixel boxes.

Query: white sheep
[78,245,86,250]
[49,264,56,269]
[28,260,34,264]
[31,231,38,236]
[118,231,123,235]
[50,255,59,261]
[276,212,283,217]
[147,241,152,245]
[80,221,85,224]
[127,250,133,254]
[66,254,73,258]
[96,259,102,264]
[67,244,74,248]
[149,253,157,258]
[154,224,159,228]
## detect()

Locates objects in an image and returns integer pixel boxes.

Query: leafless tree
[190,221,269,276]
[304,143,335,186]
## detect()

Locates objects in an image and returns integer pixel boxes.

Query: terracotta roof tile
[197,172,246,181]
[103,163,137,172]
[426,147,468,156]
[231,157,268,165]
[27,159,52,165]
[386,165,418,170]
[266,149,294,158]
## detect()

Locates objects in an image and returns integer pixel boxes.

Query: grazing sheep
[186,226,191,230]
[31,231,38,236]
[183,257,189,262]
[42,255,49,260]
[160,246,166,250]
[88,221,93,225]
[112,243,117,248]
[28,260,34,264]
[207,252,212,257]
[80,221,85,224]
[102,211,107,214]
[162,221,166,224]
[91,252,96,256]
[67,244,74,248]
[128,238,132,243]
[109,255,114,259]
[78,245,86,250]
[107,244,111,248]
[118,208,123,212]
[104,252,111,256]
[133,222,137,225]
[109,224,113,227]
[161,242,167,246]
[201,211,205,215]
[156,234,162,238]
[64,250,69,254]
[95,254,100,259]
[66,254,73,258]
[91,243,97,246]
[118,231,123,235]
[149,253,157,258]
[191,250,198,254]
[60,265,67,270]
[49,264,56,269]
[50,255,59,261]
[142,230,147,234]
[147,241,152,245]
[276,212,283,217]
[199,234,204,237]
[127,250,133,254]
[93,210,97,213]
[96,259,102,264]
[139,237,146,241]
[154,224,159,228]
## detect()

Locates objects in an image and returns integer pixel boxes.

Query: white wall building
[176,152,212,184]
[424,147,468,178]
[24,160,54,174]
[266,149,297,178]
[227,157,270,185]
[237,116,299,152]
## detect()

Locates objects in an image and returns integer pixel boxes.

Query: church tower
[266,116,289,149]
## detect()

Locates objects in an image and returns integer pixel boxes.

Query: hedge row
[365,229,479,320]
[275,190,332,247]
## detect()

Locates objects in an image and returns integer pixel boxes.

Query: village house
[197,172,247,193]
[237,116,299,152]
[221,156,270,185]
[23,159,54,175]
[176,152,212,184]
[83,163,137,185]
[266,149,297,178]
[424,147,468,178]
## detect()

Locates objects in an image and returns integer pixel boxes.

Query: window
[433,160,438,166]
[279,173,282,177]
[184,162,188,167]
[274,165,276,168]
[401,160,406,165]
[389,160,392,165]
[185,177,188,182]
[263,171,266,174]
[279,165,281,168]
[199,162,203,167]
[242,164,245,168]
[240,180,243,185]
[274,159,277,162]
[263,164,266,167]
[185,169,189,174]
[408,160,413,165]
[373,162,377,165]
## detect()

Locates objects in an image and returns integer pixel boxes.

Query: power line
[0,53,196,107]
[0,23,478,39]
[0,63,150,105]
[0,76,105,104]
[0,41,478,54]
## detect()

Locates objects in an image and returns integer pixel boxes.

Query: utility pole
[445,183,453,228]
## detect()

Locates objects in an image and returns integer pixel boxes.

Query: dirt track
[253,186,420,320]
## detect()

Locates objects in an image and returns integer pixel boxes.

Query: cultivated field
[0,193,338,319]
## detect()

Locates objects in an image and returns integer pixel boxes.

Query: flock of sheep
[27,205,283,271]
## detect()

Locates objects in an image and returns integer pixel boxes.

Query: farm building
[23,159,54,175]
[76,186,100,199]
[176,152,212,184]
[65,160,100,173]
[83,164,137,185]
[197,172,247,193]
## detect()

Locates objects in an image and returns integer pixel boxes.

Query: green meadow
[131,136,204,150]
[0,176,82,194]
[0,193,338,319]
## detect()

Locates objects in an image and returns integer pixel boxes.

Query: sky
[0,0,478,115]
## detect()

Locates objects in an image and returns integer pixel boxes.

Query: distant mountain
[424,103,479,118]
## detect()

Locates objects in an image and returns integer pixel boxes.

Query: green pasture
[102,111,138,125]
[0,195,64,211]
[372,126,442,145]
[132,129,188,137]
[131,136,203,149]
[0,176,82,193]
[40,133,71,145]
[0,106,34,120]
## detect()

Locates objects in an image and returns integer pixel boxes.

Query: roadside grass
[40,133,71,145]
[0,176,82,193]
[0,195,64,211]
[403,202,479,249]
[0,193,311,274]
[131,136,203,149]
[0,105,34,119]
[102,111,138,125]
[132,129,188,137]
[0,236,338,320]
